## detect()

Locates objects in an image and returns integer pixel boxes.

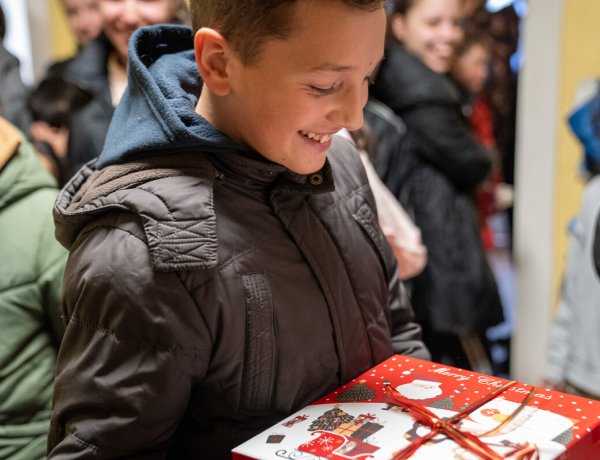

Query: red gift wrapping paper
[232,355,600,459]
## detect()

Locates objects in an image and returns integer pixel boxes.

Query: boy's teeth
[302,131,331,144]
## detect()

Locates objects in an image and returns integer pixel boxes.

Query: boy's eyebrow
[310,63,356,72]
[310,56,385,73]
[309,62,356,72]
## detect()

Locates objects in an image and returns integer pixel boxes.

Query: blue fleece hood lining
[97,25,241,168]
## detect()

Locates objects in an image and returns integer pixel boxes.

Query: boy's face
[208,0,386,175]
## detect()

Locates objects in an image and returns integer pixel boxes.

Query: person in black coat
[371,0,503,372]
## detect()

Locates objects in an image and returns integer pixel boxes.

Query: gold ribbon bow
[384,381,539,459]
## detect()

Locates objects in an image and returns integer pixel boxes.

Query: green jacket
[0,118,66,460]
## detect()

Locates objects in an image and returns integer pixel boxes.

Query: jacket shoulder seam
[79,217,147,245]
[64,431,103,454]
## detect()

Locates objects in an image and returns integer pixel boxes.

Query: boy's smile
[300,130,334,154]
[196,0,386,175]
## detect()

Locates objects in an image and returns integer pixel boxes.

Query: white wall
[0,0,33,85]
[27,0,54,82]
[512,0,563,385]
[0,0,53,85]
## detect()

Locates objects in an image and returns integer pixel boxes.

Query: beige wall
[48,0,77,63]
[24,0,77,82]
[553,0,600,313]
[513,0,562,385]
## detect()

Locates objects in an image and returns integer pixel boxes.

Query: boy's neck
[195,90,213,125]
[196,90,240,145]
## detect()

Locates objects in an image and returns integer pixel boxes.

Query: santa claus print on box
[232,355,600,459]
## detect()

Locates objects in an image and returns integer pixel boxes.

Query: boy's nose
[332,84,367,132]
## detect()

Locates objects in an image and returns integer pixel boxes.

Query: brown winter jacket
[48,139,429,459]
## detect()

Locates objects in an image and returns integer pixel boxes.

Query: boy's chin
[287,159,328,176]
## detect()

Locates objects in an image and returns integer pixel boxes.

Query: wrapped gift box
[232,355,600,459]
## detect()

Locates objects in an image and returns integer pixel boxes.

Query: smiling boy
[47,1,429,458]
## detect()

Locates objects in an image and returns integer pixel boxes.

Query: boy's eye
[308,83,340,96]
[307,75,375,97]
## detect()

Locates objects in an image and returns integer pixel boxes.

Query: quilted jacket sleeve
[47,217,212,459]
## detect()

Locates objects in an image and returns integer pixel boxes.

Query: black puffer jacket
[371,43,503,335]
[47,25,428,460]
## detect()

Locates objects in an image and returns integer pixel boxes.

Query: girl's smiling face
[392,0,463,74]
[198,0,386,175]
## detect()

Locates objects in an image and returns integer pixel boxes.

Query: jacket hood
[97,25,241,168]
[0,118,57,211]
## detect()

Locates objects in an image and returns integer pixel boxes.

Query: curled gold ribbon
[385,381,539,460]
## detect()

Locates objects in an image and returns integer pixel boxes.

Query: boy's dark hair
[28,77,91,128]
[190,0,386,65]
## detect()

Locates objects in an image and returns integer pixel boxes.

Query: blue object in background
[568,81,600,170]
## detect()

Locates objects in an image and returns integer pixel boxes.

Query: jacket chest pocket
[241,273,275,413]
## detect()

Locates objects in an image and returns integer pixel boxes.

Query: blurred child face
[99,0,177,64]
[203,0,386,175]
[452,42,490,94]
[62,0,103,47]
[392,0,463,73]
[30,121,69,159]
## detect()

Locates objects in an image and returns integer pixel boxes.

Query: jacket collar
[63,33,113,97]
[205,141,336,196]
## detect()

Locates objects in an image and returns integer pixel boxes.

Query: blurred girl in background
[371,0,503,372]
[60,0,188,175]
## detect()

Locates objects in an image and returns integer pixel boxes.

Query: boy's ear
[390,14,406,43]
[194,28,232,96]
